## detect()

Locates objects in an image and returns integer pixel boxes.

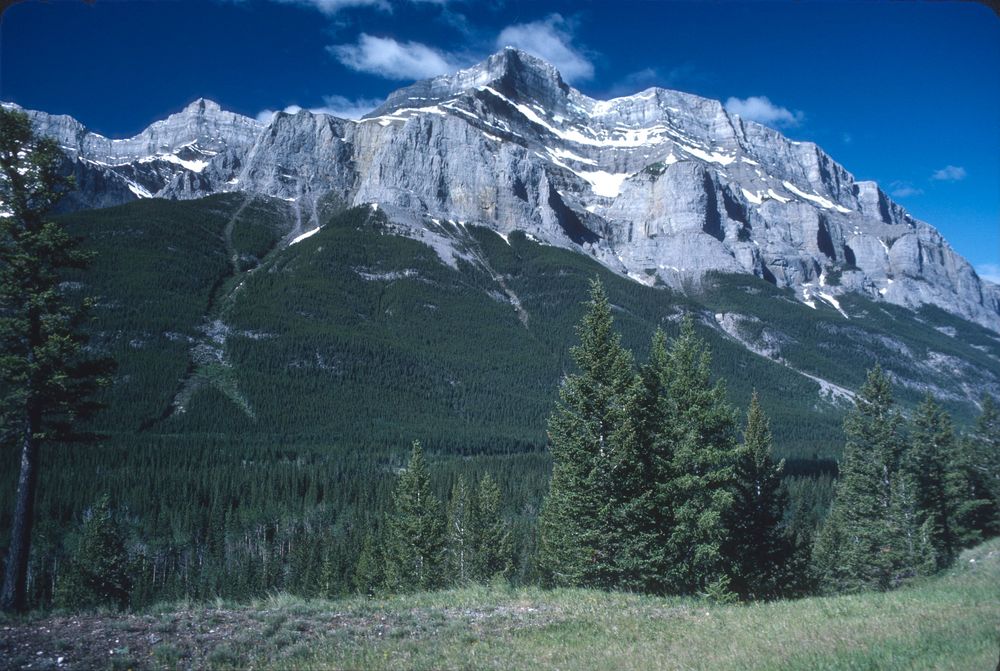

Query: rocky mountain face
[8,48,999,331]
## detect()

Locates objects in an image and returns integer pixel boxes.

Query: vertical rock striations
[6,48,998,331]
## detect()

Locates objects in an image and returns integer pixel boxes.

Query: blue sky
[2,0,998,278]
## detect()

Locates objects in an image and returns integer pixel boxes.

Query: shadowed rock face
[7,48,999,331]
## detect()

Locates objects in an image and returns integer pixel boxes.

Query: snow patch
[677,144,736,166]
[143,153,209,172]
[127,181,152,198]
[766,188,791,204]
[801,287,817,309]
[817,291,849,319]
[741,188,763,205]
[545,146,598,166]
[782,181,851,213]
[290,227,321,245]
[576,170,631,198]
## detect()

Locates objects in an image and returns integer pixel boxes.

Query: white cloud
[889,181,924,198]
[976,263,1000,284]
[931,165,967,182]
[272,0,450,14]
[272,0,389,14]
[315,95,381,118]
[256,95,380,123]
[329,33,457,79]
[724,96,804,128]
[495,14,594,82]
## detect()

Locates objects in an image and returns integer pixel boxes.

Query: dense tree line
[536,281,794,600]
[3,283,997,612]
[813,372,997,593]
[535,281,998,600]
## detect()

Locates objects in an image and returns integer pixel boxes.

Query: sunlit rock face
[9,48,999,331]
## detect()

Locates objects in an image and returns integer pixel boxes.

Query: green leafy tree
[54,496,135,611]
[725,391,792,599]
[536,279,637,589]
[0,108,114,612]
[471,473,513,583]
[813,366,935,594]
[382,442,446,592]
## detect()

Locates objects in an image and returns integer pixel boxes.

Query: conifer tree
[445,475,475,585]
[54,496,135,611]
[0,107,114,612]
[967,395,1000,535]
[905,394,977,567]
[471,474,513,583]
[618,328,674,593]
[537,279,636,589]
[654,317,739,597]
[813,366,935,593]
[725,391,791,600]
[353,529,384,597]
[382,442,446,592]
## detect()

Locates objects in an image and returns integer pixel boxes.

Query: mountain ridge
[5,47,998,332]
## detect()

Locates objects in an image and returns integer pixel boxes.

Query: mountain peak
[365,48,570,119]
[182,98,223,115]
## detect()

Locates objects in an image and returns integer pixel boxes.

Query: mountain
[47,195,1000,463]
[7,48,999,333]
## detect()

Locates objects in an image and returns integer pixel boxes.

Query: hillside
[55,194,1000,460]
[3,537,997,670]
[1,192,995,604]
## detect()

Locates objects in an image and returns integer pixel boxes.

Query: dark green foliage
[353,530,385,597]
[813,367,935,594]
[905,395,987,567]
[966,396,1000,535]
[537,280,637,589]
[0,188,996,608]
[54,496,134,610]
[383,442,446,593]
[726,392,793,600]
[652,318,740,597]
[0,108,114,611]
[471,474,514,583]
[445,476,475,585]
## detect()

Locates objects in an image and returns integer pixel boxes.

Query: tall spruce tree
[654,317,740,597]
[445,475,476,586]
[537,279,638,589]
[0,108,114,612]
[471,474,513,583]
[905,394,980,567]
[725,391,791,600]
[967,395,1000,535]
[813,366,935,594]
[382,442,446,593]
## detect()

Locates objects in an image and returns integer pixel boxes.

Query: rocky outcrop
[7,48,999,331]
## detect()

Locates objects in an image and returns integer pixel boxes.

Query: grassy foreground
[3,539,998,670]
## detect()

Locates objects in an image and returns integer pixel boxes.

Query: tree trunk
[1,419,38,612]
